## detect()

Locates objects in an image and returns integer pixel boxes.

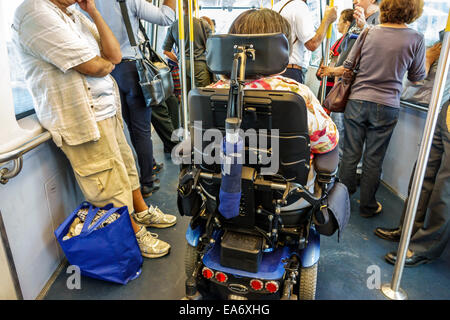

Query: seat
[185,33,332,236]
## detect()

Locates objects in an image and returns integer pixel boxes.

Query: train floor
[44,136,450,300]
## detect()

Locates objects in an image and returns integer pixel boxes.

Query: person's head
[353,0,379,12]
[228,8,291,47]
[201,16,216,33]
[337,9,354,34]
[379,0,424,24]
[183,0,191,14]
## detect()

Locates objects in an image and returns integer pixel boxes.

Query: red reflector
[250,279,263,291]
[265,281,279,293]
[215,272,228,283]
[202,267,213,279]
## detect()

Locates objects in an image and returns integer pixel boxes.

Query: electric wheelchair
[177,33,350,300]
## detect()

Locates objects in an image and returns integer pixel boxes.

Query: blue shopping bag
[54,201,143,285]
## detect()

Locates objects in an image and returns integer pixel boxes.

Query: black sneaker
[360,201,383,218]
[141,180,160,198]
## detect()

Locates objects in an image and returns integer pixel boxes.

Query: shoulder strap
[278,0,298,45]
[117,0,137,47]
[278,0,295,14]
[351,26,371,70]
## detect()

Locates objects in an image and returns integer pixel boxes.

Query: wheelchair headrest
[206,33,290,77]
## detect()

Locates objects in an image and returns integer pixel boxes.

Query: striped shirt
[11,0,122,147]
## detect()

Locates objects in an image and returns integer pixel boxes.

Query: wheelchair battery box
[220,230,263,273]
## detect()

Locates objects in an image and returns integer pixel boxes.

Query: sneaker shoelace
[149,205,165,220]
[140,231,160,247]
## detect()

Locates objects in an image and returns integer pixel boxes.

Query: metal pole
[381,13,450,300]
[320,0,333,105]
[188,0,196,90]
[177,0,189,139]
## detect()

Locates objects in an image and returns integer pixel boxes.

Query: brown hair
[340,9,355,24]
[379,0,424,24]
[228,8,292,48]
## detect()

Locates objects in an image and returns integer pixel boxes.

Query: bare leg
[131,188,148,233]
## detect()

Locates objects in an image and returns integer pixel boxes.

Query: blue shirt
[93,0,175,59]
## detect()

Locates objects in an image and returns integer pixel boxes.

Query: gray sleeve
[407,36,426,82]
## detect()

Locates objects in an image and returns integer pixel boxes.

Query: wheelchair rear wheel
[185,243,199,277]
[298,262,318,300]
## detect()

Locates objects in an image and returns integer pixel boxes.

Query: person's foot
[141,180,160,198]
[135,226,170,258]
[360,201,382,218]
[374,227,401,242]
[153,162,164,174]
[134,205,177,228]
[384,249,432,267]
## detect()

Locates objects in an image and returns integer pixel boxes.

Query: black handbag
[118,0,174,107]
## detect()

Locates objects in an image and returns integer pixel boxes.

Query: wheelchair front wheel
[298,262,318,300]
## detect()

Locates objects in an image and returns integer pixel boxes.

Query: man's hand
[76,0,98,17]
[324,6,338,24]
[318,65,332,78]
[353,6,366,29]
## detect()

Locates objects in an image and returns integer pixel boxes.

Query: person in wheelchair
[207,8,339,211]
[181,8,350,301]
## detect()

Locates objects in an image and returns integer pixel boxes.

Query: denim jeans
[111,61,154,188]
[281,67,307,84]
[339,99,400,214]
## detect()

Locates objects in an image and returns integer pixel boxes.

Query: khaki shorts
[61,115,140,212]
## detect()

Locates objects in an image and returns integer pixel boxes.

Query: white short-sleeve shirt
[273,0,316,69]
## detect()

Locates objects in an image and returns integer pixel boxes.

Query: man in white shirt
[12,0,176,259]
[273,0,337,84]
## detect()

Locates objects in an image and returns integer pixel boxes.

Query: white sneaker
[135,226,170,258]
[134,205,177,228]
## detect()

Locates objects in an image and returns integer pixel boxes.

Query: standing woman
[317,8,354,101]
[339,0,426,217]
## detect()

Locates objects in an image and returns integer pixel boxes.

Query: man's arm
[73,56,116,77]
[164,50,178,63]
[77,0,122,64]
[137,0,176,26]
[304,6,337,52]
[425,43,441,76]
[72,0,121,77]
[162,0,176,12]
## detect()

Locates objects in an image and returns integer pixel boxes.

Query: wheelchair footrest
[220,230,263,273]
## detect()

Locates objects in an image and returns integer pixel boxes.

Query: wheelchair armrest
[314,147,339,184]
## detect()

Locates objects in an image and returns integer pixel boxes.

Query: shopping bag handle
[81,205,100,235]
[81,204,121,235]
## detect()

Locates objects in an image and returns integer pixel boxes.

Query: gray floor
[44,135,450,300]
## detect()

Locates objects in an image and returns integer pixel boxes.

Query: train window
[2,1,35,120]
[197,0,274,34]
[409,0,449,46]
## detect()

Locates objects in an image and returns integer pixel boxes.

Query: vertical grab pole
[381,11,450,300]
[178,0,189,140]
[320,0,334,105]
[271,0,274,9]
[194,0,199,18]
[188,0,196,90]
